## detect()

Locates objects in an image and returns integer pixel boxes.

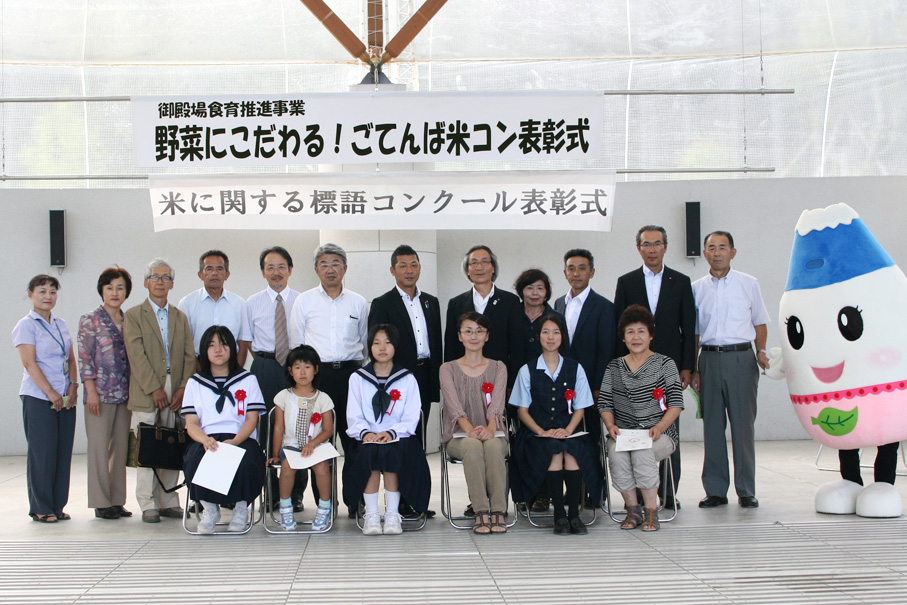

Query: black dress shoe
[292,498,304,513]
[661,498,681,510]
[463,504,475,517]
[739,496,759,508]
[568,517,587,534]
[698,495,729,508]
[113,505,133,517]
[553,517,570,535]
[95,507,119,520]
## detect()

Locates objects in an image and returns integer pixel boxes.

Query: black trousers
[840,442,900,485]
[410,360,433,449]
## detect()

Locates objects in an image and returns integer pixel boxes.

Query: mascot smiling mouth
[812,361,845,383]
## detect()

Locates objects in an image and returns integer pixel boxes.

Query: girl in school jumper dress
[182,326,266,534]
[509,313,602,535]
[343,323,431,535]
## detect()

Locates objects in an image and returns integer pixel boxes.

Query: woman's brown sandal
[490,511,507,533]
[641,507,660,532]
[620,505,642,530]
[473,511,492,534]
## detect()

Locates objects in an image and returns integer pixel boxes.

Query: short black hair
[198,326,240,375]
[534,313,570,356]
[97,267,133,298]
[199,250,229,272]
[259,246,293,270]
[367,323,400,362]
[704,230,735,249]
[391,244,420,266]
[457,311,491,332]
[617,304,656,339]
[285,345,321,387]
[28,274,60,292]
[513,269,552,304]
[563,249,594,269]
[636,225,668,247]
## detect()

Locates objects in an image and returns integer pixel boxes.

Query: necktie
[274,294,289,366]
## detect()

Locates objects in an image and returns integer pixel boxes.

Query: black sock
[565,470,582,519]
[547,470,566,519]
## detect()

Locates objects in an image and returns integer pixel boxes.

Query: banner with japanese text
[148,170,615,232]
[133,91,604,167]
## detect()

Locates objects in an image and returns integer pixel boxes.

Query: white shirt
[472,285,495,314]
[148,298,170,369]
[643,265,664,313]
[563,286,591,342]
[178,288,246,354]
[508,355,594,410]
[180,372,266,438]
[289,285,368,362]
[397,286,430,359]
[240,286,300,353]
[346,370,421,440]
[692,269,771,346]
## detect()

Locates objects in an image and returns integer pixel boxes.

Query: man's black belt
[701,343,751,353]
[415,358,429,367]
[254,351,276,359]
[323,360,362,370]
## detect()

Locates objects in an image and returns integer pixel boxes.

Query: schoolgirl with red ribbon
[181,326,267,534]
[508,314,602,535]
[344,324,431,536]
[268,344,335,531]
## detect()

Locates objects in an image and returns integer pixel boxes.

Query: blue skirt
[183,434,265,504]
[509,427,602,506]
[342,436,431,512]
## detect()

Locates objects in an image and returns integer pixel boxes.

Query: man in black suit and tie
[368,244,443,445]
[554,249,616,450]
[614,225,696,508]
[444,245,525,390]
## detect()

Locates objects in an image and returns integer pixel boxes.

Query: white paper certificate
[452,431,507,439]
[615,429,653,452]
[191,442,246,495]
[283,443,340,470]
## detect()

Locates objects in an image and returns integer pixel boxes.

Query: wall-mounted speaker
[685,201,701,258]
[50,210,66,267]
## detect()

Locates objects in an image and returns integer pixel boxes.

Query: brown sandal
[641,507,660,532]
[620,505,642,530]
[473,511,492,534]
[489,511,507,533]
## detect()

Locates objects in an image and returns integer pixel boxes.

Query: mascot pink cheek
[869,347,902,369]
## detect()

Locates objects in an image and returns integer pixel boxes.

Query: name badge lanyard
[36,317,69,376]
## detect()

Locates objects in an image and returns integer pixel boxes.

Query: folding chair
[261,407,338,534]
[601,421,677,523]
[814,442,907,476]
[183,492,256,535]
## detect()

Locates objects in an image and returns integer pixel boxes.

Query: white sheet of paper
[615,429,653,452]
[282,443,340,470]
[191,442,246,495]
[452,430,507,439]
[534,430,589,438]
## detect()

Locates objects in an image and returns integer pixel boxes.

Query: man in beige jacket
[125,258,196,523]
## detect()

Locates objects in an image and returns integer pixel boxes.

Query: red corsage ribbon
[482,382,494,408]
[235,389,247,416]
[564,389,575,415]
[387,389,402,415]
[653,387,667,412]
[308,412,322,438]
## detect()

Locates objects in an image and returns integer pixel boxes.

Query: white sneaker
[312,504,331,531]
[279,505,297,531]
[197,508,220,534]
[362,512,382,535]
[383,511,403,535]
[227,502,249,532]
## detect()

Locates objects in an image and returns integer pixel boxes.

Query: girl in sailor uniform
[343,323,431,535]
[509,314,602,535]
[181,326,266,534]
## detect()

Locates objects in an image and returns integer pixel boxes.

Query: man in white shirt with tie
[691,231,771,509]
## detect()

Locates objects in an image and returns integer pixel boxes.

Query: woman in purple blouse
[77,267,133,520]
[12,275,79,523]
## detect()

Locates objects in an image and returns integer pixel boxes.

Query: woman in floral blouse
[78,267,133,520]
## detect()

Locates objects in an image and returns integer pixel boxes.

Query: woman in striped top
[598,304,683,531]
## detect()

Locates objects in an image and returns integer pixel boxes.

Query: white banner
[133,92,604,167]
[148,171,615,232]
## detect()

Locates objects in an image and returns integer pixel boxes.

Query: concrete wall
[2,176,905,455]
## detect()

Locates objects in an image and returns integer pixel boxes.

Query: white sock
[279,497,292,510]
[364,492,380,514]
[318,499,332,510]
[233,501,248,516]
[201,500,218,514]
[385,491,401,515]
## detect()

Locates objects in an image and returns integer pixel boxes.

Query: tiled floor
[2,440,907,604]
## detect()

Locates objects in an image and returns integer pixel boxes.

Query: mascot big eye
[766,203,907,517]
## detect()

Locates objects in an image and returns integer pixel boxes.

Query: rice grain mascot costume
[766,203,907,517]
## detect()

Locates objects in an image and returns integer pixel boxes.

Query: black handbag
[135,416,188,470]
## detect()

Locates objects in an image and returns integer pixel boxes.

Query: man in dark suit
[614,225,696,508]
[554,249,616,450]
[368,244,443,444]
[444,245,525,390]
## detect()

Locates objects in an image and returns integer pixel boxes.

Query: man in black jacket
[614,226,696,508]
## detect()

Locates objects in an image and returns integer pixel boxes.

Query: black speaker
[685,201,701,258]
[50,210,66,267]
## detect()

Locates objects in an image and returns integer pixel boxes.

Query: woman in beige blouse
[440,311,509,534]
